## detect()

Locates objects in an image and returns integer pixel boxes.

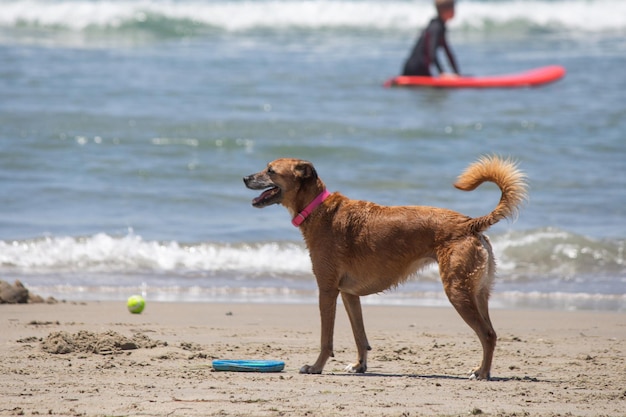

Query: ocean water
[1,0,625,311]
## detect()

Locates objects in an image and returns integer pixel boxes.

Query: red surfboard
[384,65,565,89]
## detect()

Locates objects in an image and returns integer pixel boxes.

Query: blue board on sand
[212,359,285,372]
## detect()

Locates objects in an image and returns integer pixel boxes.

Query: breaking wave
[1,0,624,37]
[1,227,624,311]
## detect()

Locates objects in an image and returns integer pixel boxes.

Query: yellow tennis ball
[127,295,145,314]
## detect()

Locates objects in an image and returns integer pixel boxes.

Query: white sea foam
[0,233,313,276]
[0,0,624,33]
[2,229,622,310]
[1,228,623,284]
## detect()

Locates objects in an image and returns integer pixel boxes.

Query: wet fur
[244,155,527,380]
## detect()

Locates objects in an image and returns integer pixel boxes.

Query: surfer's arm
[442,41,460,75]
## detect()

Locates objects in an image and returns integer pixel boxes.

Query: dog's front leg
[341,292,371,373]
[300,288,339,374]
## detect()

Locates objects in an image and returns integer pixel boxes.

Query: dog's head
[243,158,319,209]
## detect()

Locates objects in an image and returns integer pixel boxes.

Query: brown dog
[243,155,527,380]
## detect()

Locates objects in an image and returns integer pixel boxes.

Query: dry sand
[1,301,624,416]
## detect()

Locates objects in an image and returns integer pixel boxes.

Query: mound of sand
[41,330,167,355]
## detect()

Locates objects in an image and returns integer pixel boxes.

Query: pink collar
[292,190,331,227]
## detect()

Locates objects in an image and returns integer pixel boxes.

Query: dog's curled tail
[454,155,528,234]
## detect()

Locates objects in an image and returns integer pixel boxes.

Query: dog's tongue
[253,188,277,205]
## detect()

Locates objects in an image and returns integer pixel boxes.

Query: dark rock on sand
[0,279,57,304]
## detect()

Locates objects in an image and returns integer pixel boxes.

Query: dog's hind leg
[469,237,498,380]
[439,243,497,380]
[444,281,496,380]
[341,292,371,373]
[300,288,340,374]
[469,282,497,380]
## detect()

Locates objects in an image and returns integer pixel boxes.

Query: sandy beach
[0,301,624,417]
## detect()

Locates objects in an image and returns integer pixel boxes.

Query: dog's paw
[344,362,367,373]
[469,368,490,381]
[299,365,322,374]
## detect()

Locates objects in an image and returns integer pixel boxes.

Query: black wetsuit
[402,17,459,76]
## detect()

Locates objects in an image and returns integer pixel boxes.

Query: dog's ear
[294,161,318,180]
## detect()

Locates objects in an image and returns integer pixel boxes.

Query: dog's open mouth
[252,186,282,208]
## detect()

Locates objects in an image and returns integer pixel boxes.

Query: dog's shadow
[329,373,540,382]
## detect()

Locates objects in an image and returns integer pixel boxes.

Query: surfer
[402,0,460,77]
